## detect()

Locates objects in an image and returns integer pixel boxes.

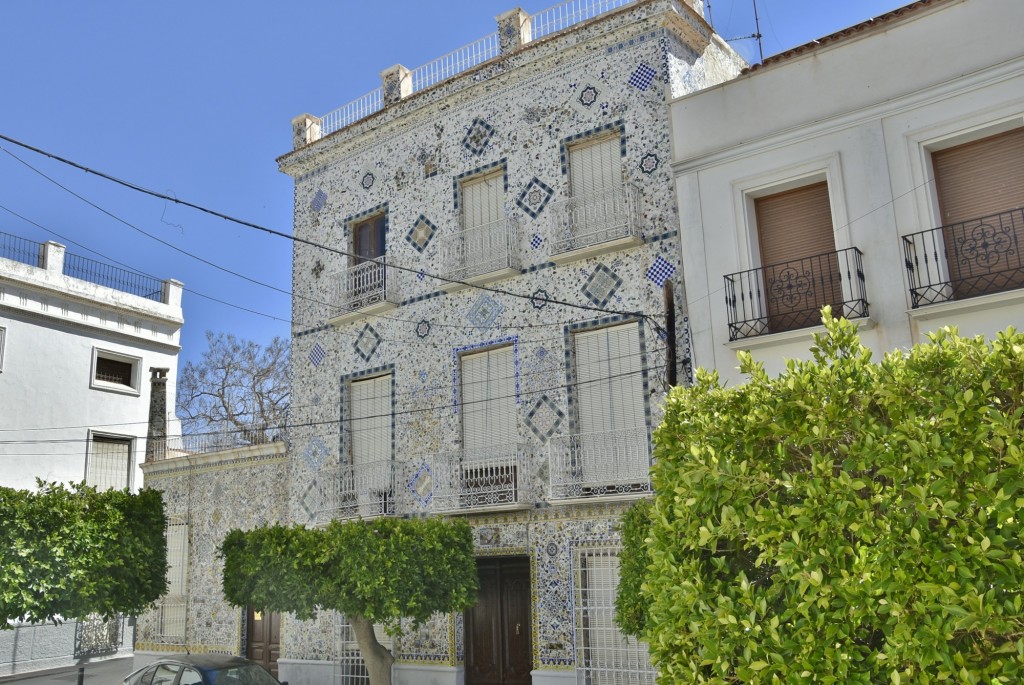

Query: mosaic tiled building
[278,2,743,683]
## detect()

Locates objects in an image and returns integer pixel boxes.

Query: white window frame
[90,347,142,395]
[85,432,134,491]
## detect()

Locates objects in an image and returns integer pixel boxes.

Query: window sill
[725,316,876,352]
[439,266,520,293]
[89,380,141,396]
[907,287,1024,322]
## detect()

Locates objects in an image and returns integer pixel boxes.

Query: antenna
[752,0,765,63]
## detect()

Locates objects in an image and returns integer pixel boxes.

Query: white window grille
[86,435,132,491]
[90,348,142,394]
[574,547,655,684]
[158,518,188,643]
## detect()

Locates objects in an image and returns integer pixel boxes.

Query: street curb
[0,656,133,683]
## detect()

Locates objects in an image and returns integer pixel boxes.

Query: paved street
[0,657,135,685]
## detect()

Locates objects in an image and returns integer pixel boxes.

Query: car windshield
[208,664,280,685]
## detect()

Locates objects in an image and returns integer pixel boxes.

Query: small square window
[91,348,142,395]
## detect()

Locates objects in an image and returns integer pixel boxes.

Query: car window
[178,667,204,685]
[209,664,280,685]
[152,664,181,685]
[125,665,156,685]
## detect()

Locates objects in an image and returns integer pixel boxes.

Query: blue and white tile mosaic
[627,62,658,90]
[646,254,676,287]
[462,117,495,156]
[353,323,382,361]
[405,214,437,253]
[514,177,555,219]
[582,263,623,307]
[466,294,505,329]
[308,342,326,367]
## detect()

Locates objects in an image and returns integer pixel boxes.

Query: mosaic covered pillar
[496,8,532,54]
[145,367,169,462]
[381,64,412,106]
[291,113,322,150]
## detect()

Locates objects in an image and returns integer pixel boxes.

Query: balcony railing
[549,427,651,500]
[903,208,1024,308]
[0,231,44,267]
[63,253,165,302]
[150,426,283,460]
[438,216,520,283]
[548,183,642,255]
[724,247,868,341]
[326,460,396,521]
[337,257,399,315]
[406,445,533,514]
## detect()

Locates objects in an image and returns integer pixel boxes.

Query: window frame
[85,432,134,491]
[90,347,142,395]
[459,343,518,452]
[567,131,624,200]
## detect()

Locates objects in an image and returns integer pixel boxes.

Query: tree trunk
[350,614,395,685]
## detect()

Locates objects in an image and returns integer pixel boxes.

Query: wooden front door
[246,608,281,678]
[465,557,532,685]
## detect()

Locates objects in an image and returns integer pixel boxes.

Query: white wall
[670,0,1024,385]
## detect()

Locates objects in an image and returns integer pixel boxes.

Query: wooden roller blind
[462,170,504,230]
[569,134,621,198]
[350,374,391,466]
[933,127,1024,225]
[461,346,517,451]
[574,323,645,435]
[755,181,835,268]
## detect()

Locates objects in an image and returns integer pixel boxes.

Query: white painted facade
[671,0,1024,385]
[0,238,183,492]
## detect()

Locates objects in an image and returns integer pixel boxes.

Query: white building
[671,0,1024,385]
[0,235,183,675]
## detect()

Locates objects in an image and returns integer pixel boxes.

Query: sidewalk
[0,657,134,684]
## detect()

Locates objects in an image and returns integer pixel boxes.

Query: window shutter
[86,436,131,490]
[462,171,504,230]
[574,323,645,435]
[461,346,516,451]
[933,127,1024,225]
[569,135,621,198]
[755,181,835,267]
[350,375,391,466]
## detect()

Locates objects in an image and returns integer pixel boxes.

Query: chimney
[145,367,170,462]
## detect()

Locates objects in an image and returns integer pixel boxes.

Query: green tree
[619,311,1024,683]
[220,517,477,685]
[0,482,167,626]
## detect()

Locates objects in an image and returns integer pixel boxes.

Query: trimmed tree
[220,517,477,685]
[0,482,168,626]
[619,312,1024,683]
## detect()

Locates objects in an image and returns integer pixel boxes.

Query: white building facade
[0,235,183,674]
[671,0,1024,385]
[279,1,743,684]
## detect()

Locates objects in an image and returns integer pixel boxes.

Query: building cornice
[142,441,288,479]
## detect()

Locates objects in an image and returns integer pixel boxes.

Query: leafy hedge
[620,313,1024,683]
[0,482,167,626]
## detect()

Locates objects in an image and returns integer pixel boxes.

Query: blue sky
[0,0,909,372]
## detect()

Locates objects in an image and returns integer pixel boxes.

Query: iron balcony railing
[531,0,636,39]
[63,253,165,302]
[337,257,399,314]
[548,426,651,500]
[903,208,1024,308]
[326,460,397,521]
[409,32,501,93]
[0,231,44,267]
[151,426,284,460]
[405,445,534,514]
[438,215,520,282]
[548,183,642,255]
[724,247,868,341]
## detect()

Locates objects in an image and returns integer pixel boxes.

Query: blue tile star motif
[408,462,435,507]
[578,84,600,108]
[582,263,624,307]
[639,152,660,175]
[628,63,658,91]
[360,171,376,190]
[646,255,677,287]
[405,214,437,253]
[416,319,431,338]
[462,117,495,156]
[467,294,504,329]
[310,189,327,212]
[515,177,554,219]
[308,342,326,367]
[354,323,382,361]
[531,288,549,309]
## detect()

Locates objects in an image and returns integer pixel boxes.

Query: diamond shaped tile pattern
[405,214,437,253]
[526,395,566,442]
[300,478,329,521]
[628,63,657,91]
[304,437,328,471]
[467,294,504,329]
[582,264,624,307]
[646,255,677,287]
[462,117,495,156]
[515,177,555,219]
[408,462,435,507]
[531,234,543,250]
[308,342,326,367]
[354,323,382,361]
[310,189,327,212]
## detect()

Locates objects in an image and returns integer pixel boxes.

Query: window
[177,669,202,685]
[86,435,132,491]
[931,127,1024,299]
[456,170,507,276]
[352,214,386,264]
[462,169,504,232]
[569,133,622,199]
[575,548,655,684]
[158,519,188,642]
[461,346,517,451]
[570,322,649,492]
[753,181,843,333]
[348,374,393,516]
[91,348,141,394]
[347,213,388,307]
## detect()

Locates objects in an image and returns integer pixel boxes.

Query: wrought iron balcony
[403,445,534,514]
[548,183,642,258]
[548,427,651,500]
[903,208,1024,308]
[724,247,868,341]
[335,257,399,317]
[313,460,396,522]
[437,215,520,284]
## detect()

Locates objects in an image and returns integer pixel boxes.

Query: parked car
[123,654,286,685]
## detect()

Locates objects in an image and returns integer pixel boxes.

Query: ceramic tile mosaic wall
[280,0,743,674]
